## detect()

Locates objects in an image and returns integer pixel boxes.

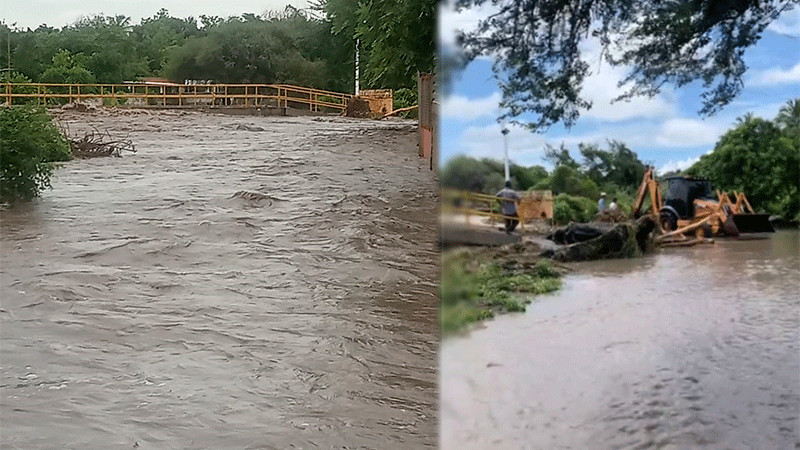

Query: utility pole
[354,38,360,95]
[502,125,510,181]
[6,23,12,73]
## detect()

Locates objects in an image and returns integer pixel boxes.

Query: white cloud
[768,6,800,37]
[578,38,678,122]
[438,1,496,50]
[2,0,309,28]
[726,100,787,122]
[655,118,726,147]
[750,61,800,86]
[454,123,548,165]
[657,156,702,174]
[440,92,502,121]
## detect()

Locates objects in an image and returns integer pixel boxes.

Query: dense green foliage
[552,194,598,224]
[441,155,549,193]
[441,251,561,333]
[454,0,794,129]
[321,0,436,90]
[442,140,647,224]
[686,101,800,222]
[0,106,72,203]
[1,2,434,93]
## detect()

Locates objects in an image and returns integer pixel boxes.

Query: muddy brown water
[442,230,799,449]
[1,110,438,448]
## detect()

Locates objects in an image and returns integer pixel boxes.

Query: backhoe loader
[631,168,774,241]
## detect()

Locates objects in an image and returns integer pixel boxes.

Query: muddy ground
[0,110,438,448]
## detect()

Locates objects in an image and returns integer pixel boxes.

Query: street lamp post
[501,125,510,182]
[355,38,360,95]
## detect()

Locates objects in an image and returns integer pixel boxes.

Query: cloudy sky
[0,0,310,29]
[439,3,800,174]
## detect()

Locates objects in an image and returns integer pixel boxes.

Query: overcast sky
[439,3,800,174]
[1,0,311,29]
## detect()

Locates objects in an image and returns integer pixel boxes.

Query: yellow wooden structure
[1,82,351,112]
[442,189,553,233]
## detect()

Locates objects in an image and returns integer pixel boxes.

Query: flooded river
[442,230,799,448]
[1,110,438,447]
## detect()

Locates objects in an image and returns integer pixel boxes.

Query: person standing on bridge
[598,192,607,213]
[496,180,521,233]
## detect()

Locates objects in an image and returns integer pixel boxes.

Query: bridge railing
[1,82,352,112]
[442,189,554,233]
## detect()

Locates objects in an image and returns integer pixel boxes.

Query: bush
[1,71,37,106]
[545,165,600,199]
[441,251,561,334]
[0,106,72,203]
[553,193,597,224]
[393,87,417,118]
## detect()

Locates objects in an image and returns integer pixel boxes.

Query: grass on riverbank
[441,250,562,334]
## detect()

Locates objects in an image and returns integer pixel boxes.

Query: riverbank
[441,240,564,334]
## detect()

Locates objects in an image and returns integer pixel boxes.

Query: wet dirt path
[1,110,438,448]
[442,230,799,449]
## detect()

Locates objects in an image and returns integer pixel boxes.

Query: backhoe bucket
[732,213,775,233]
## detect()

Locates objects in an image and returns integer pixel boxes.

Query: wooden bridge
[1,82,352,112]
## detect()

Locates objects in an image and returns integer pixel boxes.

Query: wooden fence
[2,82,352,112]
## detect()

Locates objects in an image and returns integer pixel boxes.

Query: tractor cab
[663,176,715,219]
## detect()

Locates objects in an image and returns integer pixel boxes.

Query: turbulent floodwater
[442,230,800,449]
[1,110,438,448]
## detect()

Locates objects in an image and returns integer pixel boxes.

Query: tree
[320,0,436,90]
[543,143,579,169]
[510,163,548,190]
[440,155,506,193]
[578,140,647,191]
[687,114,799,221]
[161,8,349,89]
[455,0,798,129]
[131,9,201,75]
[547,165,600,199]
[776,98,800,140]
[40,49,95,84]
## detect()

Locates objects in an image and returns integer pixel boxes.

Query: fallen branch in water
[59,122,136,158]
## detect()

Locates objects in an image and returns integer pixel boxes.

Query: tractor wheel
[659,209,678,232]
[701,223,713,238]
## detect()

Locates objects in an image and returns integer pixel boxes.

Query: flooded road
[1,110,438,447]
[442,230,799,448]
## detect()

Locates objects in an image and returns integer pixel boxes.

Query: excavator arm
[631,167,662,218]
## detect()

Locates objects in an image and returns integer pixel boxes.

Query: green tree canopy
[320,0,436,89]
[1,106,72,203]
[687,109,799,221]
[578,140,647,191]
[40,49,95,84]
[1,6,366,92]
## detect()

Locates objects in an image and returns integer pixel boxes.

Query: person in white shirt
[609,197,619,213]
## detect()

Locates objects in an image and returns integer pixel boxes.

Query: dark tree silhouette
[455,0,798,129]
